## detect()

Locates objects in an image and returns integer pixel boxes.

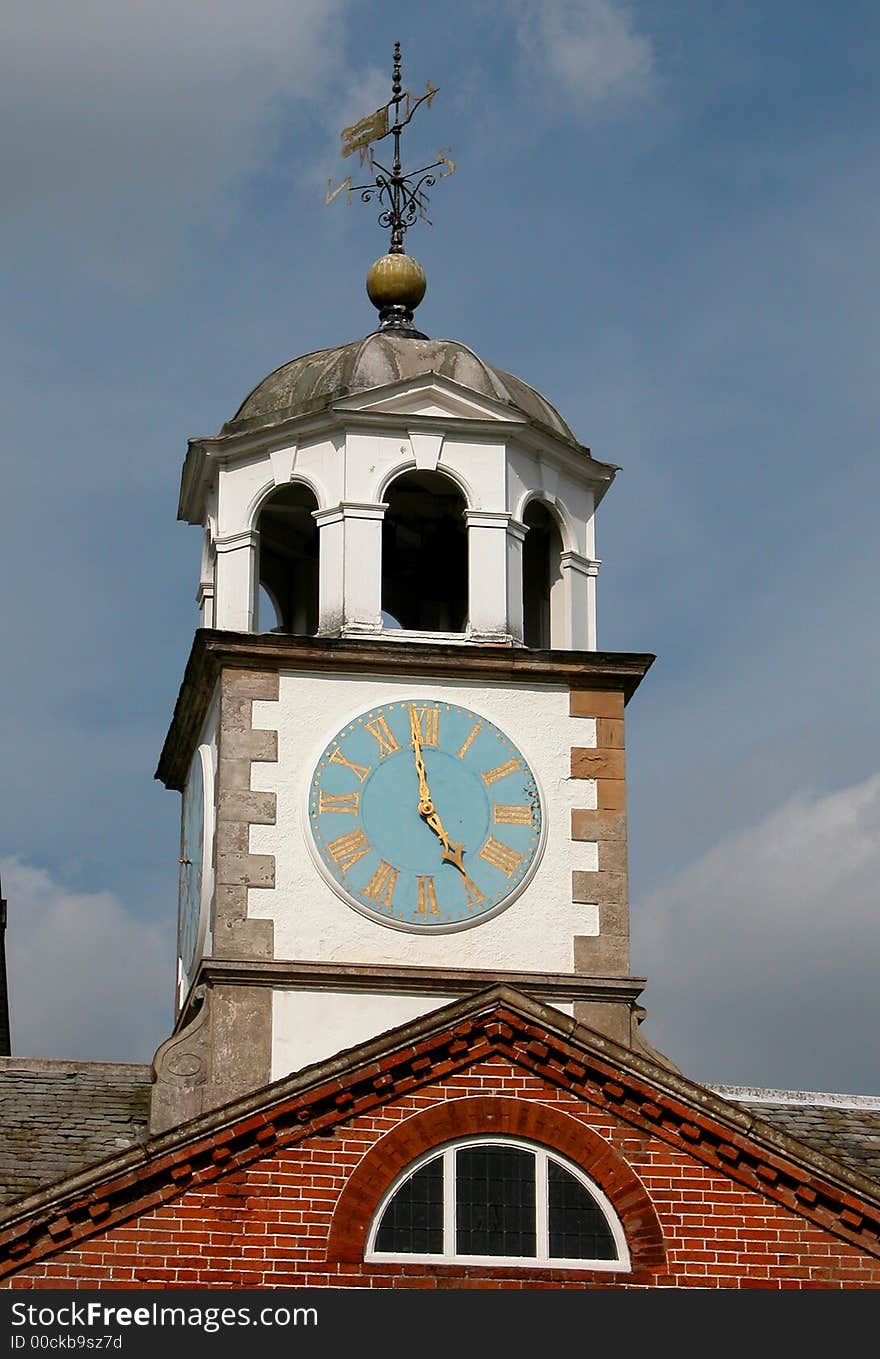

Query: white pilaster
[197,580,215,629]
[506,518,528,646]
[197,526,216,629]
[313,507,344,636]
[466,510,515,642]
[560,551,600,651]
[213,530,257,631]
[341,502,387,635]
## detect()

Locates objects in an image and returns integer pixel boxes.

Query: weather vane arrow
[327,41,454,254]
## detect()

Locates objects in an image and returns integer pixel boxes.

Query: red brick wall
[8,1059,880,1290]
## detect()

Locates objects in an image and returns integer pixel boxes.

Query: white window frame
[366,1136,631,1273]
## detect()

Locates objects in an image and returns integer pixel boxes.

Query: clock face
[178,746,208,978]
[307,699,543,932]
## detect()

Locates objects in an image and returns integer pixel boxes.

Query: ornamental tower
[151,46,667,1134]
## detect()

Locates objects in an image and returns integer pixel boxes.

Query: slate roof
[0,1059,150,1209]
[712,1085,880,1185]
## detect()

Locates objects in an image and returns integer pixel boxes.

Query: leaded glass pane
[548,1159,617,1259]
[455,1145,536,1257]
[375,1157,443,1254]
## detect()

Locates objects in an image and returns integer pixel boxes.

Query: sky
[1,0,878,1096]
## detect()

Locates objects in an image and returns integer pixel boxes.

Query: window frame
[365,1135,631,1272]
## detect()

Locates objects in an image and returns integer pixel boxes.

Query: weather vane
[326,40,454,253]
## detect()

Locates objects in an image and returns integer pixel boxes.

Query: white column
[560,551,600,651]
[213,530,257,632]
[466,510,515,642]
[505,518,528,646]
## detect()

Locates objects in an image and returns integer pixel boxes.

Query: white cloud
[510,0,655,108]
[633,774,880,1094]
[1,856,174,1063]
[0,0,347,288]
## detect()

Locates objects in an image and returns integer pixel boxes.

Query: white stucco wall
[248,672,598,980]
[270,988,575,1081]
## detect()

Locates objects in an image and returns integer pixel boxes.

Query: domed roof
[223,331,580,447]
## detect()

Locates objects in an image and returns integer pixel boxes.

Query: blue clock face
[308,700,543,931]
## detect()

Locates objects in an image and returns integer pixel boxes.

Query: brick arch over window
[327,1096,666,1270]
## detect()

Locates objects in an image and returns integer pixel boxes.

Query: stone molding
[181,957,647,1009]
[150,989,210,1134]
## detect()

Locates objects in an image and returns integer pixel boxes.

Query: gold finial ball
[366,252,427,312]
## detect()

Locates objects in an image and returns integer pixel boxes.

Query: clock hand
[424,807,466,872]
[410,708,433,811]
[410,711,466,873]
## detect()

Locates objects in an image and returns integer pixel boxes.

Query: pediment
[332,372,529,425]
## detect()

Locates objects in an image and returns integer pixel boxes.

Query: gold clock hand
[410,709,433,811]
[410,711,465,872]
[427,812,465,872]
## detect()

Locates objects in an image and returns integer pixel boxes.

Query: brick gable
[2,990,879,1289]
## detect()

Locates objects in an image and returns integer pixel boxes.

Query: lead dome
[223,330,581,448]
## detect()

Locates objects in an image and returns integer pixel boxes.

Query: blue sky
[1,1,878,1094]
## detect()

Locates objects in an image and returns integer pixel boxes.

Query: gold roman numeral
[493,804,532,825]
[457,722,482,759]
[318,791,360,815]
[416,875,440,919]
[478,837,525,878]
[408,703,440,746]
[363,860,399,907]
[327,828,371,873]
[481,758,521,786]
[365,714,400,758]
[329,745,371,783]
[460,873,487,911]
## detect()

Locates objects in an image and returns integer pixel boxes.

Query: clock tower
[150,58,665,1134]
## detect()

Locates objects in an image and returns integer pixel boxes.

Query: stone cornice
[156,632,655,790]
[175,958,647,1027]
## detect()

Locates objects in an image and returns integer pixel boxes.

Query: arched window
[367,1137,629,1271]
[256,483,319,634]
[382,471,468,633]
[522,500,564,649]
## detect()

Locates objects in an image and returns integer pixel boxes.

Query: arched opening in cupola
[522,500,564,649]
[256,483,319,634]
[382,471,468,633]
